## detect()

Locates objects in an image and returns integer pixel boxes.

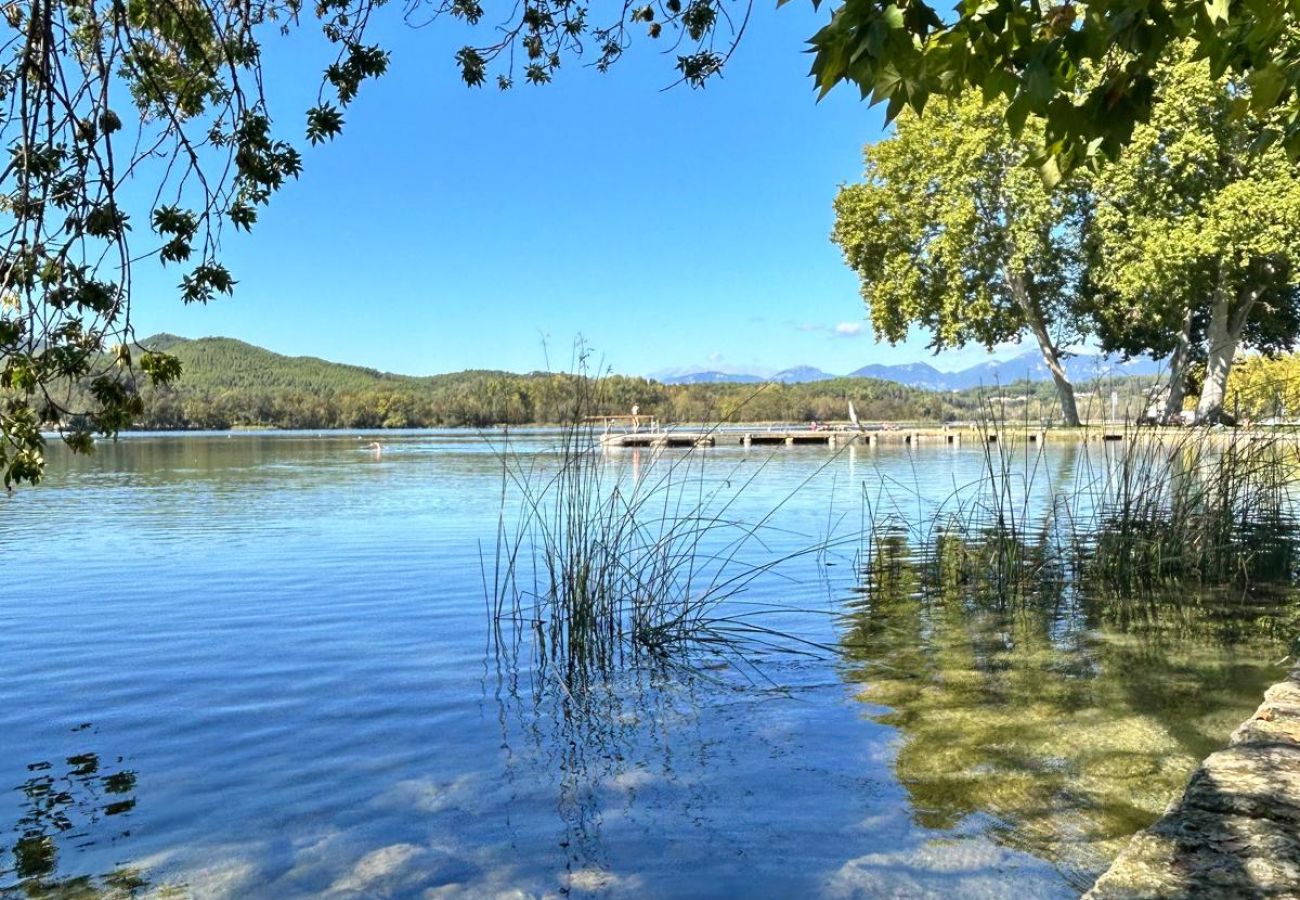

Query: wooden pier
[597,425,1300,450]
[600,427,968,449]
[599,432,716,448]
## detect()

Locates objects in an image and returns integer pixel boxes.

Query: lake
[1,431,1294,898]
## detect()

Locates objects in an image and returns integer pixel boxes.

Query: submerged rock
[1086,665,1300,899]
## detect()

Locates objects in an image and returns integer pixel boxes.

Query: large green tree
[1085,49,1300,423]
[831,91,1089,426]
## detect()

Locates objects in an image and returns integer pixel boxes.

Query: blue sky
[127,2,1024,379]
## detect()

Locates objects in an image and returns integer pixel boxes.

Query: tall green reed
[486,350,847,685]
[859,413,1300,609]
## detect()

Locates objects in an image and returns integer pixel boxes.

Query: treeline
[57,335,1160,430]
[127,374,941,430]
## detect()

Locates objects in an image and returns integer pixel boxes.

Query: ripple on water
[1,433,1295,897]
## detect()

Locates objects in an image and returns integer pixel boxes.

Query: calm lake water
[1,431,1295,898]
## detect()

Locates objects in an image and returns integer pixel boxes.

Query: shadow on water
[0,732,184,899]
[840,534,1300,889]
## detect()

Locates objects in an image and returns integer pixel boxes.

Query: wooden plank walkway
[599,432,716,448]
[597,425,1300,450]
[1086,664,1300,898]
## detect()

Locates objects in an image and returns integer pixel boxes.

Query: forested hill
[111,334,1154,430]
[141,333,501,392]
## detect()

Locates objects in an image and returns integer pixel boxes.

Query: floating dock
[597,425,1300,450]
[599,432,716,448]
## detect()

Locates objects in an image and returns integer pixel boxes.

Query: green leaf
[1038,154,1063,190]
[1249,63,1287,114]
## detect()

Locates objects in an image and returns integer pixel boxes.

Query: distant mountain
[660,371,765,385]
[849,361,948,390]
[772,366,835,384]
[144,333,1166,398]
[950,351,1053,389]
[662,365,836,385]
[848,350,1168,391]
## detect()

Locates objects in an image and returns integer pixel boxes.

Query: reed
[490,356,1300,679]
[486,349,843,684]
[859,417,1300,608]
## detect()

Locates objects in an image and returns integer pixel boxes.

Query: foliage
[805,0,1300,185]
[835,49,1300,427]
[1226,352,1300,420]
[0,0,392,487]
[0,0,747,489]
[831,90,1090,425]
[1085,46,1300,423]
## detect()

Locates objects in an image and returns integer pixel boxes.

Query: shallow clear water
[0,431,1293,898]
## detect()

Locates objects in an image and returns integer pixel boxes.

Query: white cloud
[794,320,867,338]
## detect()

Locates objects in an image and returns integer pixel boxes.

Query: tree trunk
[1007,270,1080,427]
[1162,308,1194,422]
[1195,286,1257,425]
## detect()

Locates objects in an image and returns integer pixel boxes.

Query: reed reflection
[489,648,728,894]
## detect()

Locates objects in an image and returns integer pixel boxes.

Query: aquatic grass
[485,351,851,685]
[857,412,1300,610]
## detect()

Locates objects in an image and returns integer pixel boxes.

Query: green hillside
[68,334,1154,431]
[142,334,443,392]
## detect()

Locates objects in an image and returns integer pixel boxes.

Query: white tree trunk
[1162,308,1194,422]
[1040,344,1081,427]
[1008,271,1080,427]
[1195,288,1256,425]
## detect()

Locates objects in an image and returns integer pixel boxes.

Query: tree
[0,0,397,486]
[1085,48,1300,423]
[807,0,1300,184]
[831,91,1089,426]
[1225,352,1300,422]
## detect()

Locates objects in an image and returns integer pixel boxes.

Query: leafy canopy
[1085,46,1300,361]
[806,0,1300,184]
[832,91,1086,354]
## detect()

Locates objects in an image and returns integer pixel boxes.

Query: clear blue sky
[128,3,1021,378]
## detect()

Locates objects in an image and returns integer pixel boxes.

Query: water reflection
[0,735,181,898]
[489,652,726,895]
[842,538,1300,888]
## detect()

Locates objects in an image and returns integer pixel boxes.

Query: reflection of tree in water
[841,536,1300,888]
[490,651,731,894]
[0,736,181,898]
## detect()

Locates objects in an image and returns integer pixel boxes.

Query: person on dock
[631,404,641,433]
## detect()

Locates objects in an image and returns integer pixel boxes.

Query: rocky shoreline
[1086,665,1300,898]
